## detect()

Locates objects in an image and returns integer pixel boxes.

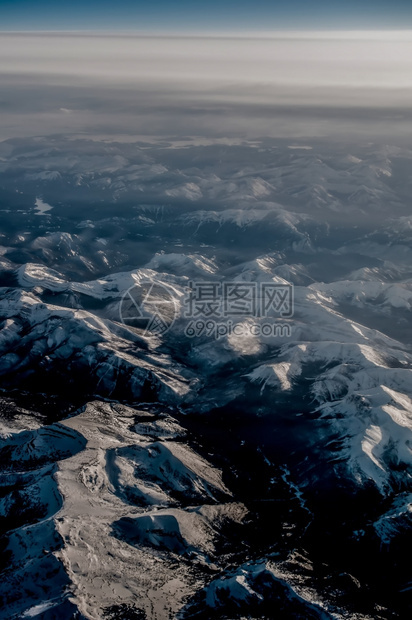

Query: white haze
[1,32,412,141]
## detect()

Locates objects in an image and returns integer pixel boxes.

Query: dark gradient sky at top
[1,0,412,31]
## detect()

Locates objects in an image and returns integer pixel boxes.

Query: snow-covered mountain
[1,135,411,619]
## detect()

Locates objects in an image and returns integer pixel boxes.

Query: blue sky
[1,0,412,32]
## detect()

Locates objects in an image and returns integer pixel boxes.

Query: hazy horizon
[1,30,412,143]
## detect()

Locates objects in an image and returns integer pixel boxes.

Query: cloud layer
[1,32,412,141]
